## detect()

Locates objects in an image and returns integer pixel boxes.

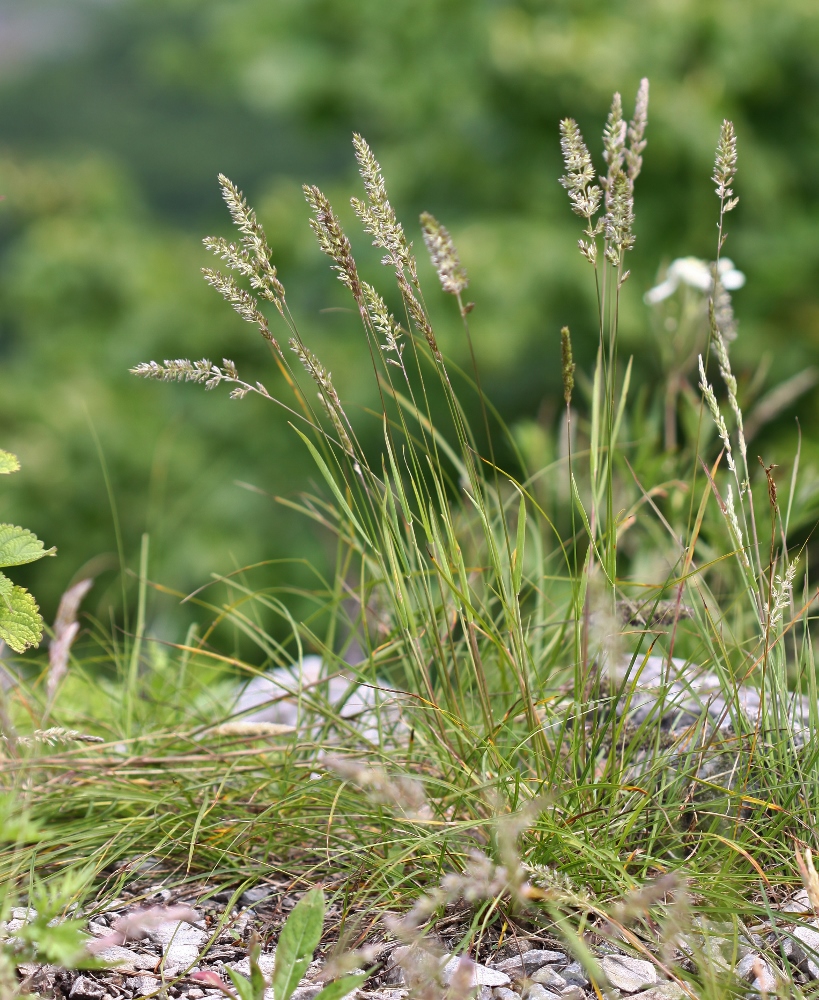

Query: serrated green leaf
[0,571,13,609]
[0,584,43,652]
[0,524,56,568]
[0,449,20,474]
[273,888,325,1000]
[312,973,368,1000]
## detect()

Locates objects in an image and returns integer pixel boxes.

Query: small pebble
[530,967,567,990]
[494,989,521,1000]
[561,963,589,988]
[558,988,585,1000]
[525,987,562,1000]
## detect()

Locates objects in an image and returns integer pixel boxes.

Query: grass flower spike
[420,212,468,296]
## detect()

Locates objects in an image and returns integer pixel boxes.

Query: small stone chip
[524,986,562,1000]
[530,967,567,990]
[494,989,522,1000]
[69,976,108,1000]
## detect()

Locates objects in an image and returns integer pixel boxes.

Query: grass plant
[4,82,819,996]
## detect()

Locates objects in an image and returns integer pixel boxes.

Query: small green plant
[0,447,54,653]
[195,888,367,1000]
[0,865,96,999]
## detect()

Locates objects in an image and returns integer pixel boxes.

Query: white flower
[644,256,745,305]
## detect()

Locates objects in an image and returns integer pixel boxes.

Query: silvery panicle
[558,117,602,263]
[362,281,405,366]
[713,119,739,216]
[303,184,363,306]
[289,340,354,456]
[351,134,417,282]
[129,358,272,401]
[602,79,649,274]
[200,267,278,347]
[202,174,286,351]
[559,78,648,273]
[397,270,442,362]
[419,212,468,296]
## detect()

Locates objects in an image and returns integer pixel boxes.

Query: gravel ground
[6,875,819,999]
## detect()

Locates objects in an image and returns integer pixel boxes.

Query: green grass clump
[4,81,819,997]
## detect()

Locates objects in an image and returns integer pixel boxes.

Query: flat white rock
[523,986,561,1000]
[493,951,567,976]
[629,987,685,1000]
[443,956,511,987]
[229,952,277,977]
[530,967,566,989]
[794,923,819,978]
[93,945,157,971]
[601,955,658,993]
[149,919,208,970]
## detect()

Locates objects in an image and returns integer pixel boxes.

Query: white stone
[132,977,161,997]
[494,989,521,1000]
[524,986,561,1000]
[150,920,208,970]
[530,967,566,990]
[493,951,567,976]
[735,951,776,990]
[443,956,511,988]
[558,988,584,1000]
[69,976,107,1000]
[601,955,658,994]
[228,952,277,978]
[794,923,819,978]
[11,907,36,921]
[629,986,685,1000]
[560,963,588,988]
[92,945,157,971]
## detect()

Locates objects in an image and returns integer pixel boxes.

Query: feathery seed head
[713,120,738,211]
[397,271,441,361]
[419,212,468,295]
[603,169,635,260]
[201,268,279,345]
[363,282,405,362]
[559,119,602,224]
[212,174,285,305]
[351,134,417,280]
[602,92,626,179]
[290,339,354,454]
[560,326,575,406]
[303,184,362,303]
[130,358,270,399]
[626,78,649,182]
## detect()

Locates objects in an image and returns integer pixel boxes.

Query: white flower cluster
[645,256,744,305]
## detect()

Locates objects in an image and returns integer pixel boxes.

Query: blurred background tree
[1,0,818,627]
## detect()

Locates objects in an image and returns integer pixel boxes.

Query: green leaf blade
[273,887,325,1000]
[226,967,258,1000]
[312,973,368,1000]
[0,524,56,568]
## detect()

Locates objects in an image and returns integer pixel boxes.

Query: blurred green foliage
[1,0,819,625]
